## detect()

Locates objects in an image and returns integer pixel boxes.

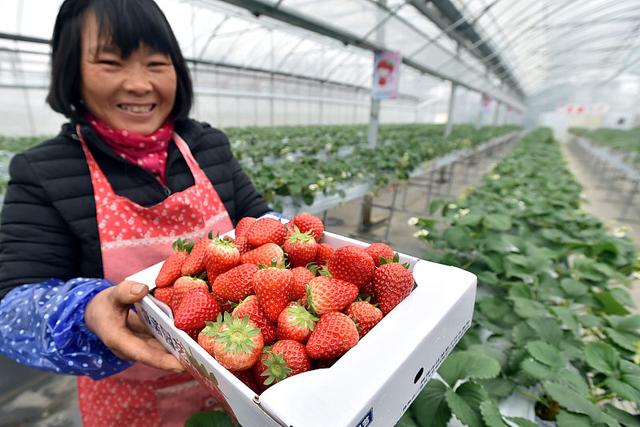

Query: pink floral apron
[75,126,234,427]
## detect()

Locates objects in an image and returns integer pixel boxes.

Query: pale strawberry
[241,243,285,267]
[171,276,208,309]
[256,340,311,387]
[283,228,318,268]
[152,286,174,309]
[205,237,240,281]
[277,302,318,343]
[315,243,334,265]
[174,288,220,332]
[327,246,375,290]
[306,276,358,316]
[290,266,315,301]
[290,212,324,242]
[246,217,287,247]
[182,236,210,275]
[252,266,293,322]
[211,263,259,303]
[373,262,414,315]
[345,301,383,337]
[156,238,192,287]
[235,217,257,238]
[234,234,252,254]
[306,312,359,360]
[233,295,277,345]
[365,243,395,267]
[213,312,264,371]
[197,320,223,356]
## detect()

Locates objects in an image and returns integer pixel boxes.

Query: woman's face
[80,13,177,135]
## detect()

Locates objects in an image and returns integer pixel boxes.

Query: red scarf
[86,114,174,185]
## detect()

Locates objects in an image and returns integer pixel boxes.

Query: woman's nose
[122,67,153,94]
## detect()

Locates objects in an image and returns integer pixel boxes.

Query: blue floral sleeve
[0,278,132,379]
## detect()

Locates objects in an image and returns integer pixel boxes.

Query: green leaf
[560,278,589,298]
[478,378,515,399]
[457,211,483,226]
[483,214,512,231]
[551,307,580,331]
[607,315,640,333]
[479,399,509,427]
[444,382,488,427]
[578,314,605,328]
[620,360,640,376]
[527,317,564,346]
[505,417,538,427]
[485,234,520,254]
[543,381,620,427]
[557,369,590,397]
[185,411,235,427]
[556,410,595,427]
[603,403,640,427]
[521,358,554,381]
[444,226,473,250]
[395,410,419,427]
[512,297,549,318]
[438,351,501,387]
[594,291,630,316]
[411,379,452,427]
[526,340,564,368]
[584,342,620,375]
[604,327,638,352]
[604,378,640,404]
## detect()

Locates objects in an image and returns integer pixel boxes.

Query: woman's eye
[99,60,121,66]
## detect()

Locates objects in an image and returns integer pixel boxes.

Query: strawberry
[290,266,315,301]
[283,228,318,268]
[252,348,272,392]
[241,243,285,267]
[171,276,208,309]
[246,217,287,247]
[211,263,259,303]
[306,312,359,360]
[327,246,374,290]
[174,288,220,332]
[156,238,193,287]
[235,217,257,238]
[365,243,395,267]
[213,312,264,371]
[205,236,241,281]
[252,266,293,322]
[197,320,223,356]
[345,301,383,337]
[291,212,324,242]
[277,302,318,343]
[256,340,311,387]
[373,262,414,315]
[233,295,277,345]
[315,243,334,265]
[152,286,174,309]
[234,234,252,254]
[182,236,210,276]
[305,276,358,316]
[233,368,261,394]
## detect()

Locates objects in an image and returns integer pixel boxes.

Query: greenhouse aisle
[560,140,640,311]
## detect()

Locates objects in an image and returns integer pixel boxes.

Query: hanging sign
[372,50,401,100]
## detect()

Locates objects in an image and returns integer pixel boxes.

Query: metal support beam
[445,82,457,137]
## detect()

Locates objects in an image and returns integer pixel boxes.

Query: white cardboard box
[129,225,476,427]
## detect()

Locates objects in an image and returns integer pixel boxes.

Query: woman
[0,0,269,425]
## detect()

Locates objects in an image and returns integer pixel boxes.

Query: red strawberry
[252,349,272,392]
[315,243,334,265]
[290,266,315,301]
[211,263,259,303]
[213,312,264,371]
[171,276,208,309]
[174,288,220,332]
[373,262,414,315]
[252,266,293,322]
[197,320,223,356]
[306,276,358,316]
[306,312,359,360]
[283,228,318,268]
[182,236,210,276]
[365,243,395,267]
[291,212,324,242]
[234,234,252,254]
[345,301,383,337]
[153,286,174,309]
[205,237,240,281]
[233,295,277,345]
[246,217,287,247]
[156,238,193,287]
[241,243,285,267]
[256,340,311,387]
[277,302,318,343]
[233,369,261,394]
[327,246,374,290]
[235,217,257,238]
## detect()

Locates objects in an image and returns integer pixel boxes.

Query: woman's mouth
[117,104,156,113]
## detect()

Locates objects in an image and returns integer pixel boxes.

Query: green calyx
[287,303,318,329]
[261,352,292,385]
[287,226,315,244]
[172,237,194,254]
[200,319,222,337]
[215,312,260,354]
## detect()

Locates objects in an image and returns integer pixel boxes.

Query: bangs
[91,0,176,58]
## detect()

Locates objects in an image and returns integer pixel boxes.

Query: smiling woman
[0,0,270,426]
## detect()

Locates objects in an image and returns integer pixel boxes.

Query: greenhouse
[0,0,639,426]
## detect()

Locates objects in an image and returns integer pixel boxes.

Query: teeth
[119,104,154,113]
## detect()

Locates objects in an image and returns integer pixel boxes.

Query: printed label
[355,408,373,427]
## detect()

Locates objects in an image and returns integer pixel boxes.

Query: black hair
[46,0,193,122]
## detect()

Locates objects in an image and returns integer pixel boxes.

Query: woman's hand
[84,280,184,373]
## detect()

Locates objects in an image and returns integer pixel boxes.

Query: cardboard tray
[129,225,476,427]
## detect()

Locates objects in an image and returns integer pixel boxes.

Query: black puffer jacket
[0,120,270,299]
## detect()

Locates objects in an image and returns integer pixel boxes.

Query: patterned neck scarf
[86,113,174,185]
